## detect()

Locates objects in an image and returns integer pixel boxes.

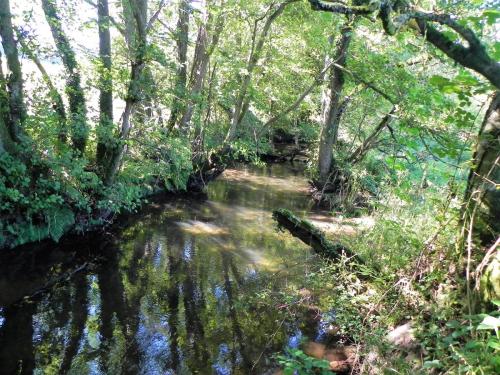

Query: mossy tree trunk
[96,0,114,170]
[0,51,16,155]
[0,0,26,145]
[41,0,88,154]
[464,92,500,245]
[167,0,191,133]
[104,0,148,185]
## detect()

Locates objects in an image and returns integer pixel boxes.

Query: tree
[104,0,148,185]
[463,92,500,243]
[96,0,114,168]
[307,0,500,90]
[167,0,191,132]
[16,30,67,144]
[224,0,299,144]
[41,0,89,153]
[0,0,26,145]
[317,18,355,182]
[0,50,16,154]
[180,1,225,153]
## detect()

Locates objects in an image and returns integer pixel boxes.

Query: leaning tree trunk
[317,19,354,182]
[104,0,147,185]
[347,105,397,164]
[464,92,500,245]
[0,0,26,144]
[41,0,88,154]
[96,0,114,168]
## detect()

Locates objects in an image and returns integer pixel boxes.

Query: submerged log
[272,208,363,265]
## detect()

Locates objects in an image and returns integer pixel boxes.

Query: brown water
[0,163,332,375]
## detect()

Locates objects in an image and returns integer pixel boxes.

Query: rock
[303,342,357,373]
[325,324,340,336]
[303,341,326,359]
[325,345,357,372]
[329,360,351,372]
[386,322,417,350]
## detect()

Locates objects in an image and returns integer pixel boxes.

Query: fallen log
[272,208,364,265]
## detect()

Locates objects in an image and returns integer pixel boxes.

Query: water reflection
[0,163,325,374]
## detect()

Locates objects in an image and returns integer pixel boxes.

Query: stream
[0,163,335,375]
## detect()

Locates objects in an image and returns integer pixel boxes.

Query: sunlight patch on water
[176,220,230,236]
[221,168,310,194]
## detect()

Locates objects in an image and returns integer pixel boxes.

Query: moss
[273,208,355,260]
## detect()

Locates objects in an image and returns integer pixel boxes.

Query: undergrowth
[271,180,499,374]
[0,137,193,248]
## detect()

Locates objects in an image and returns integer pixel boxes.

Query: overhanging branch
[308,0,500,89]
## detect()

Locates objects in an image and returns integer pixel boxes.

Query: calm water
[0,163,329,375]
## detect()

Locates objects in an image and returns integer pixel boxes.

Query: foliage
[418,303,500,374]
[0,150,88,247]
[276,348,332,375]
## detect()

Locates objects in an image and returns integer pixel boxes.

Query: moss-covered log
[272,208,362,264]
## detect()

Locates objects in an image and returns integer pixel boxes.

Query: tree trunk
[167,0,190,132]
[41,0,88,154]
[317,20,354,181]
[463,92,500,244]
[104,0,147,185]
[272,209,361,263]
[0,0,26,143]
[122,0,153,126]
[96,0,114,167]
[182,23,209,143]
[181,5,224,150]
[0,51,15,154]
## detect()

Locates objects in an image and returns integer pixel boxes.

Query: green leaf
[423,360,441,369]
[487,338,500,350]
[47,208,75,242]
[483,9,500,25]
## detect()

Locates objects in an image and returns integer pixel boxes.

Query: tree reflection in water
[0,163,326,374]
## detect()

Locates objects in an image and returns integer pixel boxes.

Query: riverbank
[1,139,310,251]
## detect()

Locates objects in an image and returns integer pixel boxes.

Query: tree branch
[347,105,398,164]
[83,0,125,36]
[146,0,166,33]
[308,0,500,89]
[265,60,335,126]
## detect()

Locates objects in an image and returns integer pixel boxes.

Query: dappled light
[176,220,230,236]
[0,0,498,373]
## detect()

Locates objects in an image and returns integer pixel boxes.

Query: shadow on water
[0,163,328,374]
